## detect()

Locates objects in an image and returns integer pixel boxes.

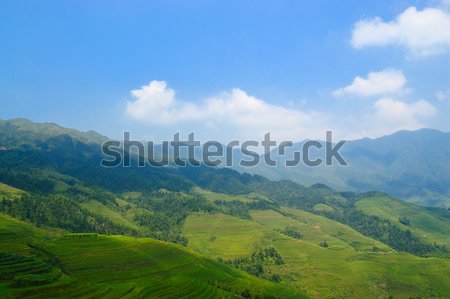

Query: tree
[319,240,329,248]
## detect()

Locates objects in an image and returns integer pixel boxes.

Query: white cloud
[351,6,450,57]
[125,81,440,141]
[125,81,204,124]
[371,98,436,134]
[125,80,325,141]
[332,69,406,97]
[342,98,437,139]
[435,89,450,103]
[374,98,436,122]
[126,81,175,123]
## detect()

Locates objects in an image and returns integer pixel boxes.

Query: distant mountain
[0,118,107,148]
[0,118,193,193]
[232,129,450,208]
[1,118,448,207]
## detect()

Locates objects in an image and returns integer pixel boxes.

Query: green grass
[44,235,303,298]
[0,213,61,255]
[254,208,391,252]
[183,209,450,298]
[80,200,142,231]
[183,213,271,258]
[114,197,133,208]
[356,194,450,245]
[0,183,25,201]
[121,192,142,200]
[192,187,271,204]
[113,198,152,222]
[0,213,305,299]
[312,203,334,213]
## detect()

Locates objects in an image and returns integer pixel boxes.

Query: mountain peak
[0,118,107,147]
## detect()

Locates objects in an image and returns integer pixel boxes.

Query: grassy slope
[356,194,450,245]
[184,213,272,259]
[0,118,106,147]
[0,213,305,299]
[0,183,26,201]
[192,187,271,204]
[258,208,391,251]
[183,210,450,298]
[0,213,61,255]
[80,200,142,231]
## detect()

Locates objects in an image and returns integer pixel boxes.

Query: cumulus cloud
[126,81,175,123]
[369,98,436,135]
[125,80,324,141]
[374,98,436,122]
[342,98,437,139]
[351,6,450,57]
[332,69,406,97]
[125,81,439,141]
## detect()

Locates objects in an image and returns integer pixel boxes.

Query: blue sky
[1,0,449,142]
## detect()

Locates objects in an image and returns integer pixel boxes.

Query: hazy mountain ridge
[233,128,450,208]
[1,118,448,207]
[0,118,107,148]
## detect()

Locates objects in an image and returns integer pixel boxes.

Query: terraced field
[184,213,272,258]
[0,213,305,299]
[80,200,142,231]
[192,187,271,204]
[356,194,450,245]
[183,209,450,298]
[254,208,391,251]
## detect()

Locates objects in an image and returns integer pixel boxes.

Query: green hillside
[79,200,142,232]
[0,213,305,299]
[0,183,25,201]
[183,209,450,298]
[356,194,450,245]
[0,118,106,148]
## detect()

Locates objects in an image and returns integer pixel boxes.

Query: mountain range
[0,118,449,298]
[230,128,450,208]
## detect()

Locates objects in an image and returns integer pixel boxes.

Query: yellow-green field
[184,213,272,258]
[356,194,450,245]
[80,200,142,231]
[0,183,25,201]
[183,209,450,298]
[192,187,271,204]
